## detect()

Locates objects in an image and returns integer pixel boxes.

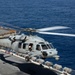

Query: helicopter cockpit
[35,42,58,59]
[36,42,54,51]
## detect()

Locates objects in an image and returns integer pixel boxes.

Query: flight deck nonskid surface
[0,50,29,75]
[0,49,57,75]
[0,49,75,75]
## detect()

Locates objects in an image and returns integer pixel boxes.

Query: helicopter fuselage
[0,34,59,59]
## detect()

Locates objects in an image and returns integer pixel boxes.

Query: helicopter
[0,22,75,60]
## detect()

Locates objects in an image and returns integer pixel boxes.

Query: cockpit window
[47,44,51,49]
[47,43,54,49]
[41,44,48,50]
[36,45,41,51]
[50,43,54,48]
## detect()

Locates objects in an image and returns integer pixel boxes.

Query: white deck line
[0,49,25,59]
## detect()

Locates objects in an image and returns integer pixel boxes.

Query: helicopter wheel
[25,56,30,62]
[42,52,48,58]
[55,57,59,60]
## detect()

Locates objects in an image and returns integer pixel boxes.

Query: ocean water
[0,0,75,69]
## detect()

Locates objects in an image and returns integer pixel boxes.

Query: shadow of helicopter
[0,54,57,75]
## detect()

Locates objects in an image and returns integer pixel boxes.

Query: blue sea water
[0,0,75,69]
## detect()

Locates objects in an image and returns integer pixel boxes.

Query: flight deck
[0,49,75,75]
[0,49,57,75]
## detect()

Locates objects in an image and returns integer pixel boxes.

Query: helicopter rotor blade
[38,32,75,37]
[0,26,12,30]
[0,22,34,33]
[0,22,23,34]
[37,26,70,32]
[1,22,73,37]
[0,22,21,29]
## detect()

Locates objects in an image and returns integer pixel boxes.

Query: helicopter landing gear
[25,55,30,62]
[54,55,60,60]
[42,51,48,58]
[55,57,59,60]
